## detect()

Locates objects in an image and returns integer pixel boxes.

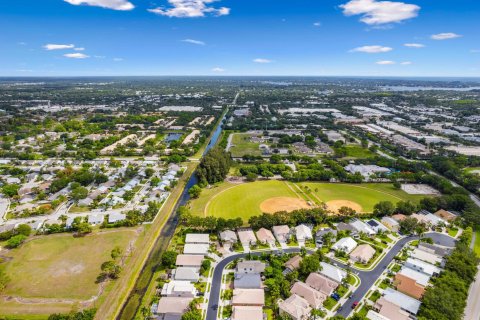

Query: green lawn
[448,227,459,238]
[343,145,377,159]
[189,180,428,220]
[2,230,134,301]
[323,296,338,310]
[297,182,425,213]
[356,305,369,317]
[229,133,262,157]
[189,182,237,216]
[474,230,480,256]
[368,290,381,302]
[192,180,299,220]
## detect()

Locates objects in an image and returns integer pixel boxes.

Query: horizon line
[1,75,480,79]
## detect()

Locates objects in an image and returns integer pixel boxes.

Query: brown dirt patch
[326,200,362,213]
[260,197,311,214]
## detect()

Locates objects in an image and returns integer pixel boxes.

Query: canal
[117,113,226,320]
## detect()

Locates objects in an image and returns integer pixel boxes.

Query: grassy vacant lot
[229,133,262,157]
[474,230,480,256]
[298,182,425,213]
[190,180,427,219]
[335,144,376,159]
[1,229,134,308]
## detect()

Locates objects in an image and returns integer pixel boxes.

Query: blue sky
[0,0,479,77]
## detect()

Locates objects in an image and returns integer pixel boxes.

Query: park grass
[193,180,299,220]
[474,230,480,256]
[2,230,135,301]
[190,181,427,220]
[297,183,425,213]
[188,182,237,217]
[229,133,262,157]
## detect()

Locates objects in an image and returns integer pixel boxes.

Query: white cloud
[340,0,420,25]
[404,43,425,48]
[43,44,75,50]
[181,39,206,45]
[64,0,134,11]
[148,0,230,18]
[351,45,393,53]
[376,60,396,65]
[431,33,462,40]
[212,67,225,72]
[253,58,273,64]
[401,61,412,65]
[313,22,322,27]
[113,57,124,61]
[74,47,85,51]
[64,53,89,59]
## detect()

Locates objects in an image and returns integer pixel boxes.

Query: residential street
[205,232,455,320]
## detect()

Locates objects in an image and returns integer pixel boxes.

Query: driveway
[335,232,455,318]
[204,232,455,320]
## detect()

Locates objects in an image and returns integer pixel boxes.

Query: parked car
[352,301,359,309]
[331,293,341,301]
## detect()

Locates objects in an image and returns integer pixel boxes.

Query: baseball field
[189,180,427,221]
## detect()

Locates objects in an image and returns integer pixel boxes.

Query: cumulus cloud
[401,61,412,65]
[43,44,75,50]
[404,43,425,48]
[212,67,225,72]
[340,0,420,25]
[148,0,230,18]
[376,60,396,65]
[64,0,134,11]
[351,45,393,53]
[431,33,462,40]
[253,58,273,63]
[64,53,89,59]
[181,39,206,45]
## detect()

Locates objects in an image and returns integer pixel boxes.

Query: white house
[295,224,313,242]
[331,237,357,253]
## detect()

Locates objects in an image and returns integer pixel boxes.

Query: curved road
[206,232,455,320]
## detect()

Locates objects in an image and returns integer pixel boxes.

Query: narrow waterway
[117,114,226,320]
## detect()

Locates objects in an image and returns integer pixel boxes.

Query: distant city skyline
[1,0,479,77]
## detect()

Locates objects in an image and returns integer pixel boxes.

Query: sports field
[298,182,425,213]
[190,180,428,220]
[0,229,137,316]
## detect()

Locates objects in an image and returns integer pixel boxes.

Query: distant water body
[382,85,480,92]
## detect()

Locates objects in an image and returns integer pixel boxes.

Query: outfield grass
[194,180,299,220]
[189,182,237,216]
[2,230,134,300]
[190,181,428,219]
[229,133,262,157]
[298,183,425,213]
